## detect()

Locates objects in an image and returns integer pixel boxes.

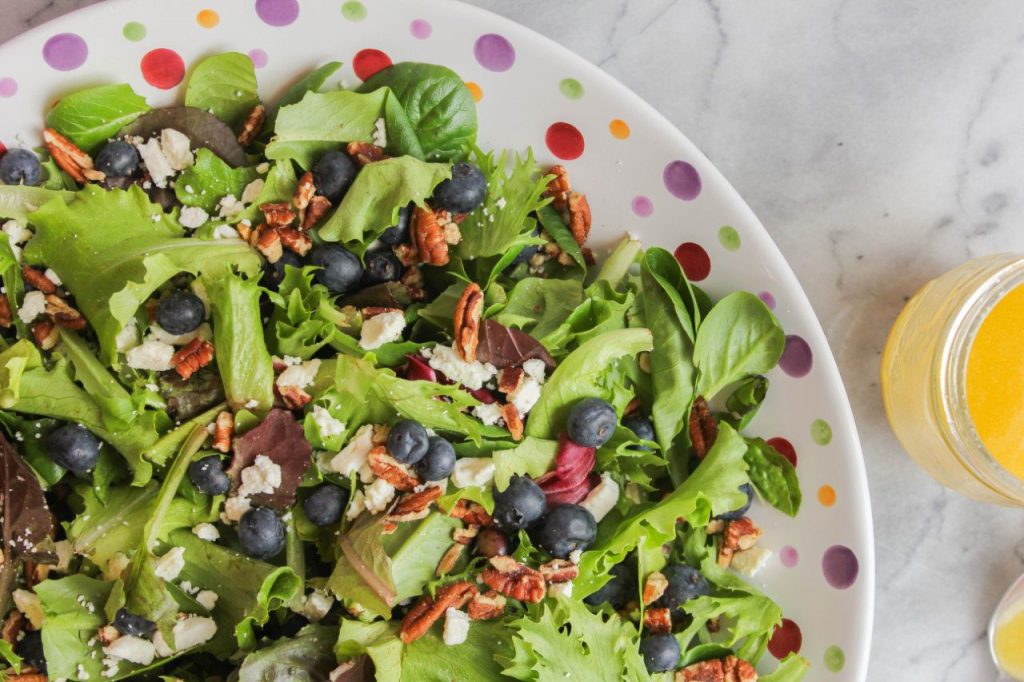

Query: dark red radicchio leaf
[227,409,312,509]
[536,433,597,506]
[119,106,247,167]
[476,320,555,370]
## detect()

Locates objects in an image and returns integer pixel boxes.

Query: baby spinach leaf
[185,52,260,129]
[536,203,585,270]
[642,247,701,341]
[493,277,584,340]
[722,375,769,430]
[175,148,259,214]
[744,437,802,516]
[237,625,338,681]
[45,83,151,153]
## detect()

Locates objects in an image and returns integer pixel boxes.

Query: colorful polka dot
[718,225,740,251]
[474,34,516,72]
[559,78,584,99]
[758,291,777,310]
[780,335,813,378]
[465,81,483,102]
[631,196,653,218]
[545,122,584,160]
[780,545,799,568]
[141,48,185,90]
[811,418,833,445]
[410,19,432,39]
[122,22,146,42]
[0,78,17,98]
[674,242,711,281]
[609,119,630,139]
[663,160,701,201]
[824,645,846,672]
[768,619,803,659]
[42,33,88,71]
[197,9,220,28]
[822,545,859,589]
[767,437,797,466]
[818,484,836,507]
[256,0,300,27]
[353,49,393,81]
[342,1,367,21]
[248,49,269,69]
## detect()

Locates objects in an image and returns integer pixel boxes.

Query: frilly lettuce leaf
[185,52,259,129]
[0,184,74,223]
[236,625,338,681]
[492,436,558,489]
[58,328,136,429]
[44,83,151,153]
[175,148,258,214]
[493,277,584,342]
[761,654,812,681]
[0,227,26,338]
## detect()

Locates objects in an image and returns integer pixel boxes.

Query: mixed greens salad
[0,52,808,681]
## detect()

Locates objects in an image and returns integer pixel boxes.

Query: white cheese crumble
[472,403,504,426]
[359,311,406,350]
[137,137,175,188]
[298,590,335,622]
[508,377,542,417]
[240,178,264,205]
[256,162,270,174]
[442,607,469,645]
[238,455,282,497]
[104,552,130,581]
[450,458,495,489]
[217,194,245,220]
[568,549,582,565]
[221,495,252,523]
[114,320,141,352]
[196,590,218,610]
[372,117,387,147]
[125,338,175,371]
[13,589,43,628]
[548,581,573,599]
[522,359,547,383]
[104,635,156,666]
[160,128,194,170]
[329,423,376,479]
[43,268,61,286]
[149,321,211,347]
[2,220,32,262]
[192,522,220,542]
[345,489,366,520]
[364,478,396,513]
[423,344,496,390]
[277,358,320,389]
[17,290,46,323]
[580,473,619,523]
[153,546,186,581]
[731,547,773,578]
[212,224,241,240]
[311,405,346,440]
[170,615,217,651]
[179,206,210,229]
[495,197,507,210]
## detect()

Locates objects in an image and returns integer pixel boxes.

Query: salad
[0,52,808,681]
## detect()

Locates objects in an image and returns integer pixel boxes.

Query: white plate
[0,0,874,678]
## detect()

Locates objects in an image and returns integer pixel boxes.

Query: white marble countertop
[4,0,1024,679]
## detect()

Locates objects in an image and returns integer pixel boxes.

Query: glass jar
[882,253,1024,506]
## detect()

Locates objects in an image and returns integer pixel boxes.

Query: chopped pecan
[642,571,669,606]
[367,447,419,491]
[172,338,215,380]
[689,396,718,459]
[718,517,762,569]
[412,206,449,266]
[538,559,578,584]
[449,499,492,526]
[236,220,254,242]
[501,403,524,441]
[293,171,316,212]
[278,384,312,410]
[251,224,284,263]
[347,141,388,166]
[96,624,120,646]
[567,192,591,246]
[211,410,234,453]
[441,218,462,246]
[371,424,390,446]
[301,195,332,230]
[400,265,424,288]
[8,674,48,682]
[31,319,58,350]
[467,590,506,620]
[393,243,420,267]
[43,127,103,184]
[21,266,56,294]
[399,581,477,644]
[386,486,443,522]
[481,556,546,603]
[643,607,672,634]
[498,367,524,395]
[435,543,465,578]
[260,202,296,228]
[0,293,12,328]
[237,104,266,146]
[1,610,23,644]
[545,165,571,210]
[677,656,758,682]
[278,226,313,256]
[453,283,483,362]
[44,295,86,330]
[452,525,480,545]
[705,518,726,535]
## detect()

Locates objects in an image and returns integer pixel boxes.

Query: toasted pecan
[249,224,283,263]
[278,227,313,256]
[545,165,571,210]
[643,607,672,634]
[501,403,524,441]
[642,571,669,606]
[7,674,48,682]
[689,396,718,459]
[172,338,215,380]
[1,610,23,645]
[449,499,492,526]
[278,384,312,410]
[212,411,234,453]
[566,192,591,246]
[301,195,332,230]
[367,447,419,491]
[467,590,506,620]
[31,319,58,350]
[44,295,86,330]
[393,243,420,267]
[260,202,296,228]
[21,266,56,295]
[43,127,103,184]
[237,104,266,146]
[718,517,762,569]
[481,556,546,603]
[386,486,443,522]
[453,283,483,362]
[399,581,477,644]
[538,559,578,584]
[677,656,758,682]
[293,171,316,212]
[0,293,11,328]
[498,367,525,395]
[347,141,388,166]
[435,543,465,578]
[412,206,449,266]
[452,525,480,545]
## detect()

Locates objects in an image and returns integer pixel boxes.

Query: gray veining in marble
[4,0,1024,679]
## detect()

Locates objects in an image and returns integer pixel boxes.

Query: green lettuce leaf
[45,83,151,153]
[0,231,25,337]
[175,148,259,213]
[593,236,643,290]
[58,328,135,429]
[744,437,802,516]
[236,625,339,681]
[760,654,812,681]
[493,277,584,339]
[266,61,343,130]
[722,375,769,430]
[36,574,113,680]
[335,620,402,680]
[267,265,348,359]
[185,52,260,129]
[540,280,634,356]
[536,203,585,269]
[492,436,558,489]
[0,185,74,223]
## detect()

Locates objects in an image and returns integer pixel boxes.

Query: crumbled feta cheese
[345,489,367,520]
[160,128,194,170]
[189,279,210,316]
[450,458,495,489]
[311,405,346,440]
[195,590,218,610]
[359,311,406,350]
[54,539,73,573]
[78,662,90,679]
[153,546,186,581]
[243,399,259,410]
[495,197,507,210]
[579,473,619,523]
[221,495,252,523]
[137,137,175,188]
[212,224,241,240]
[170,615,217,651]
[193,522,220,542]
[277,359,320,389]
[281,355,302,366]
[522,359,547,383]
[43,268,61,286]
[298,590,335,622]
[13,589,43,628]
[114,320,140,352]
[238,455,282,497]
[153,630,173,658]
[508,377,542,416]
[2,220,32,247]
[179,580,198,596]
[731,547,773,578]
[364,478,396,513]
[372,117,387,147]
[472,403,504,426]
[548,581,573,599]
[217,194,245,220]
[149,321,211,346]
[179,206,210,229]
[104,635,156,665]
[256,162,270,174]
[442,607,469,645]
[568,549,582,565]
[104,552,130,581]
[17,290,46,323]
[240,178,264,205]
[424,344,496,390]
[125,338,175,371]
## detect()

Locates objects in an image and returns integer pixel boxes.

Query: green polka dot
[811,419,833,446]
[341,1,367,21]
[122,22,146,41]
[718,225,741,251]
[824,645,845,672]
[559,78,584,100]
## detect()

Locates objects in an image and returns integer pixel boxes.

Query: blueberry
[386,419,429,465]
[716,483,754,521]
[313,150,357,203]
[362,249,403,285]
[474,526,510,558]
[492,475,547,531]
[113,607,156,637]
[431,163,487,214]
[44,424,101,474]
[0,149,42,186]
[534,503,597,559]
[415,437,456,481]
[622,414,655,442]
[310,244,364,294]
[378,204,413,245]
[17,630,46,675]
[188,455,231,495]
[583,562,634,609]
[657,564,711,610]
[238,506,286,559]
[262,250,303,290]
[566,398,617,447]
[156,290,205,335]
[639,633,680,673]
[303,484,348,527]
[94,141,140,177]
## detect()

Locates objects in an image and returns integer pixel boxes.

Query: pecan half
[545,165,571,210]
[453,283,483,362]
[643,607,672,634]
[435,543,465,578]
[347,141,388,166]
[251,224,284,263]
[1,610,23,644]
[412,206,449,266]
[293,171,316,213]
[278,384,312,410]
[481,556,546,603]
[237,104,266,146]
[367,447,419,491]
[501,403,524,441]
[172,338,215,380]
[386,486,442,522]
[677,656,758,682]
[689,396,718,459]
[718,517,762,569]
[467,590,506,620]
[452,525,480,545]
[44,295,86,330]
[449,499,492,526]
[538,559,578,584]
[399,581,477,644]
[260,202,296,228]
[43,128,103,184]
[21,266,56,294]
[498,367,524,395]
[301,195,332,230]
[8,674,48,682]
[278,227,313,256]
[31,319,58,350]
[211,411,234,453]
[0,294,12,328]
[642,571,669,606]
[566,192,591,246]
[393,243,420,267]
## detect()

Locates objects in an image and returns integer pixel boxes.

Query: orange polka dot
[465,81,483,102]
[609,118,630,139]
[197,9,220,28]
[817,485,836,507]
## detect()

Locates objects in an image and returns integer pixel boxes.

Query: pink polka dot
[768,619,803,659]
[141,48,185,89]
[780,335,813,378]
[673,242,710,281]
[42,33,88,71]
[767,437,797,467]
[353,49,393,81]
[631,196,653,217]
[663,160,702,201]
[474,34,516,72]
[758,291,776,309]
[545,122,585,161]
[410,19,432,39]
[256,0,299,26]
[780,546,799,567]
[822,545,859,589]
[248,49,268,69]
[0,78,16,98]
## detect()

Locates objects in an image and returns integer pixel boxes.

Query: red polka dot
[141,48,184,89]
[353,49,392,81]
[768,619,802,659]
[545,122,584,160]
[767,437,798,466]
[673,242,711,281]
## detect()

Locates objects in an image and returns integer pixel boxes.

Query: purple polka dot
[0,78,16,98]
[631,196,653,217]
[779,335,813,378]
[474,34,516,72]
[255,0,299,27]
[410,19,432,39]
[42,33,88,71]
[248,49,268,69]
[822,545,859,589]
[663,160,701,201]
[758,291,776,309]
[780,546,799,567]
